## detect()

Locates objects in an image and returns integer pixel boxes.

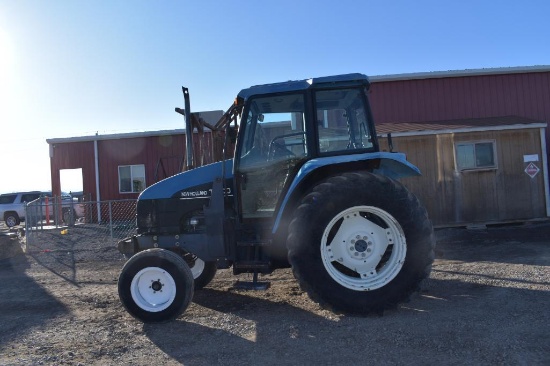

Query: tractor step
[233,261,271,271]
[236,240,270,247]
[233,271,270,291]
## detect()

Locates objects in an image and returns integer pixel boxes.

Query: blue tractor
[117,73,435,322]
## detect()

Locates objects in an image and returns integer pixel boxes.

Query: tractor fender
[272,151,421,233]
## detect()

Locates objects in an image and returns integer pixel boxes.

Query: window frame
[236,91,310,166]
[313,87,377,156]
[455,140,498,171]
[118,164,146,194]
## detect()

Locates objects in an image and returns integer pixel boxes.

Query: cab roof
[237,73,370,100]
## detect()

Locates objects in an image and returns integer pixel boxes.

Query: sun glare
[0,28,16,127]
[0,28,14,80]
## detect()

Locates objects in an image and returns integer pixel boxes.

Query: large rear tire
[287,172,435,314]
[118,248,194,323]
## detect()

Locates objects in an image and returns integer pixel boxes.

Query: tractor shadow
[142,275,550,366]
[141,222,550,365]
[434,221,550,266]
[143,287,351,365]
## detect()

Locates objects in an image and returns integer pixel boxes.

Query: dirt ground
[0,221,549,365]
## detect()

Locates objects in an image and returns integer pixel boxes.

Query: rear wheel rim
[320,206,407,291]
[130,267,177,312]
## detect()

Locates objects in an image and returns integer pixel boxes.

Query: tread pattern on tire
[193,261,217,290]
[287,171,435,314]
[118,248,194,323]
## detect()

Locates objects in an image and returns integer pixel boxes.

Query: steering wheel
[268,139,295,160]
[268,132,307,160]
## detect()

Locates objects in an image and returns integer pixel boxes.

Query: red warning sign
[525,162,540,178]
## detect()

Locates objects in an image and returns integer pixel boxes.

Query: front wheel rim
[130,267,177,312]
[320,206,407,291]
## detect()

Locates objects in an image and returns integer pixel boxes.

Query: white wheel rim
[320,206,407,291]
[130,267,177,312]
[190,258,205,279]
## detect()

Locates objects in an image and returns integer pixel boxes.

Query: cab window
[240,94,307,165]
[315,88,374,153]
[238,93,307,218]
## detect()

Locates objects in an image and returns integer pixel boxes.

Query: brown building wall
[380,128,547,226]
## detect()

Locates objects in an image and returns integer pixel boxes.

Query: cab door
[235,93,309,220]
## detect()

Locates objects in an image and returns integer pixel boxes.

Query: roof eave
[370,65,550,83]
[377,122,548,137]
[46,129,189,144]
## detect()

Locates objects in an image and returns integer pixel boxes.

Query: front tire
[287,172,435,314]
[118,249,194,322]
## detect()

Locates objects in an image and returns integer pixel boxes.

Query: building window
[119,165,146,193]
[455,141,497,170]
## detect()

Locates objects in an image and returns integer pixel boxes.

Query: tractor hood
[138,159,234,200]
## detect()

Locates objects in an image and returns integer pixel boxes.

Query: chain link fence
[25,197,137,248]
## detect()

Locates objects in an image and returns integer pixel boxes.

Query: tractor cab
[235,76,378,223]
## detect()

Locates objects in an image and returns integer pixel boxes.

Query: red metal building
[47,111,223,202]
[369,65,550,146]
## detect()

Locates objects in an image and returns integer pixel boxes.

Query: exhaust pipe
[176,87,194,170]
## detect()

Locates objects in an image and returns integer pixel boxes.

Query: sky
[0,0,549,193]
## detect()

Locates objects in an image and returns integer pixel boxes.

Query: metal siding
[371,72,550,126]
[440,78,451,119]
[472,76,485,117]
[49,131,229,202]
[440,77,452,118]
[501,75,514,116]
[49,141,96,199]
[444,78,460,118]
[531,73,545,117]
[516,74,528,116]
[98,137,164,200]
[402,81,413,121]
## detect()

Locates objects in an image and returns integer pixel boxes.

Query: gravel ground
[0,221,549,365]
